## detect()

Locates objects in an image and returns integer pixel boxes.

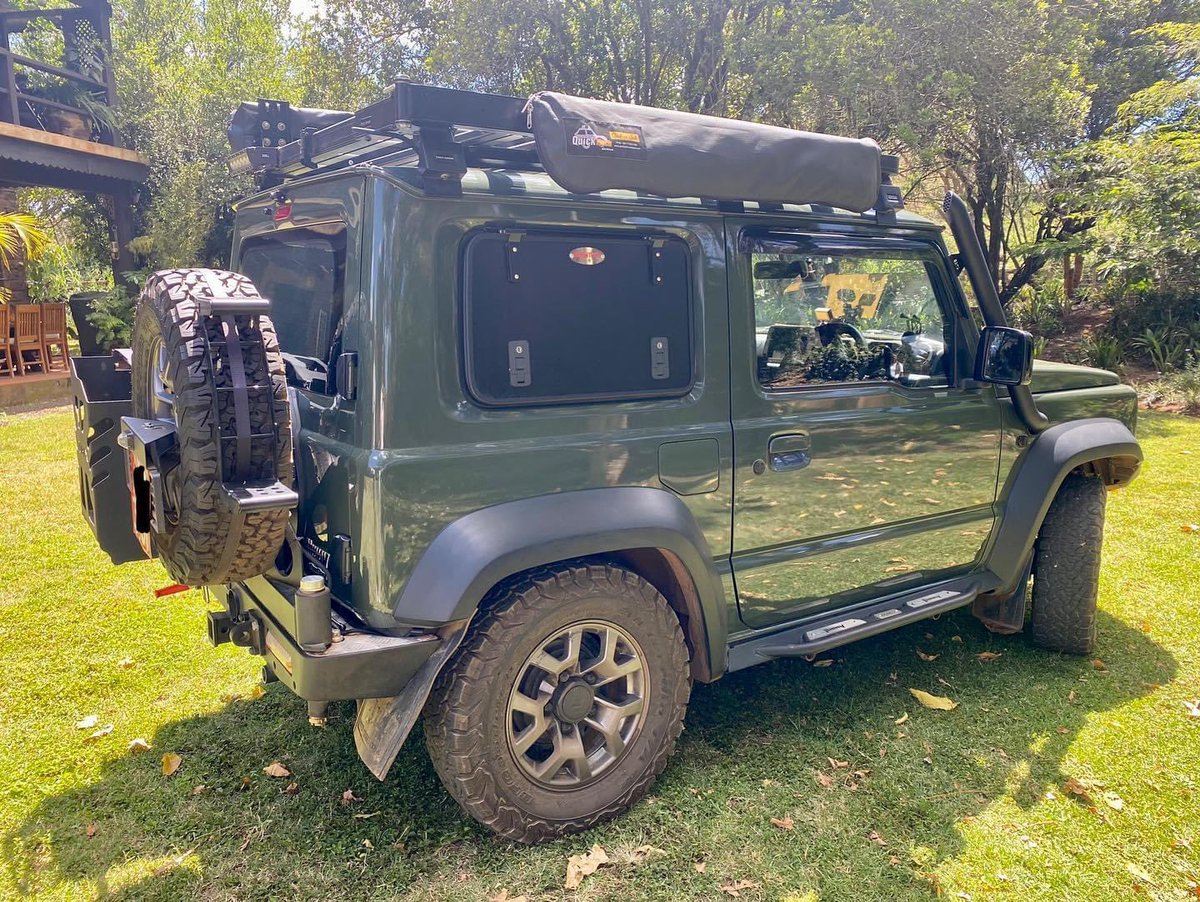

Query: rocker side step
[731,579,984,668]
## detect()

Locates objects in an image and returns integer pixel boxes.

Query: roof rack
[228,82,538,194]
[227,82,904,218]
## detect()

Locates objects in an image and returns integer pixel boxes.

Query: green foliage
[86,286,137,351]
[0,211,50,270]
[1079,334,1124,370]
[1148,355,1200,413]
[1011,280,1073,336]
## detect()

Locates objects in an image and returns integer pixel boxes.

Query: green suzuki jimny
[71,83,1141,842]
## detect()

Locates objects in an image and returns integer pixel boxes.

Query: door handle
[768,433,811,472]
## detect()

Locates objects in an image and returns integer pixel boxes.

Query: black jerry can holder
[69,354,147,565]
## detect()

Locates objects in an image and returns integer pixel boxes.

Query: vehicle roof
[236,161,942,231]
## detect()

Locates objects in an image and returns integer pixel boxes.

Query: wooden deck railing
[0,0,119,145]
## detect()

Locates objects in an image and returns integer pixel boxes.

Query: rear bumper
[219,577,442,701]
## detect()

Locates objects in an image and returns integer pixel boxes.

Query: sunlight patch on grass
[0,406,1197,900]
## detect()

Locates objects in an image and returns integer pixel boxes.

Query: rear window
[462,230,694,406]
[240,224,347,395]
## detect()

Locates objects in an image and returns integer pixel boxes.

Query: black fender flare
[392,486,729,672]
[985,417,1141,591]
[356,487,729,780]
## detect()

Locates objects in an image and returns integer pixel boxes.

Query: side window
[751,247,952,389]
[462,230,694,406]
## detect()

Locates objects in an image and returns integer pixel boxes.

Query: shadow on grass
[5,607,1174,899]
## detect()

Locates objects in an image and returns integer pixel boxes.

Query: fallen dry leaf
[353,810,381,819]
[1092,659,1108,671]
[191,784,206,796]
[976,651,1003,663]
[811,658,833,668]
[627,845,665,864]
[564,844,609,890]
[694,861,707,874]
[283,782,299,795]
[263,761,291,778]
[816,771,834,787]
[909,688,957,711]
[85,823,97,838]
[128,738,151,753]
[75,715,98,730]
[1126,862,1152,883]
[341,790,361,806]
[362,839,374,851]
[916,649,939,662]
[1104,792,1126,811]
[1057,727,1070,734]
[1181,524,1200,533]
[247,685,266,700]
[894,712,909,725]
[770,815,795,831]
[489,892,529,902]
[117,658,135,670]
[1184,700,1200,718]
[85,724,114,742]
[721,879,761,897]
[238,776,252,791]
[1063,776,1095,805]
[161,753,182,777]
[885,564,913,573]
[827,757,849,769]
[868,830,888,846]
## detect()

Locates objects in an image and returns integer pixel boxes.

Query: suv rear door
[726,221,1003,629]
[231,176,364,592]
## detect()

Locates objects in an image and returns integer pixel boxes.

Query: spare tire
[130,269,294,585]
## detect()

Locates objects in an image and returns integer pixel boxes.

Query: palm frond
[0,212,51,269]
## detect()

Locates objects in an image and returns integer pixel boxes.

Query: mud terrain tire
[1030,473,1107,655]
[423,563,691,843]
[130,269,292,585]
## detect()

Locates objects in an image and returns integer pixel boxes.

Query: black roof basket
[228,81,904,217]
[228,81,537,194]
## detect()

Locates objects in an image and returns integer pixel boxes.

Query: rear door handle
[768,432,811,472]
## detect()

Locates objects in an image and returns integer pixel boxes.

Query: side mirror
[976,326,1033,386]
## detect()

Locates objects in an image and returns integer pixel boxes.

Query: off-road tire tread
[423,563,691,844]
[131,269,292,585]
[1030,473,1106,655]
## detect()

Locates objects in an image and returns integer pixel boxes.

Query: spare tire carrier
[122,269,297,586]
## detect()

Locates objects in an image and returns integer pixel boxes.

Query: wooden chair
[0,305,15,377]
[40,302,69,371]
[13,305,47,374]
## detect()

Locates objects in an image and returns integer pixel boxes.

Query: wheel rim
[146,336,174,421]
[506,620,649,789]
[143,335,179,523]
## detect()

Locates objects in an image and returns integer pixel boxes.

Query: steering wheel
[817,321,868,348]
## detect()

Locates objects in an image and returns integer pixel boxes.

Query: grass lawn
[0,406,1197,901]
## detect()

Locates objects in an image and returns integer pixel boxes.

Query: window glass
[462,231,693,406]
[751,248,951,389]
[240,225,347,395]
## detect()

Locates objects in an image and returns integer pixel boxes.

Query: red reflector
[154,583,190,598]
[273,203,292,222]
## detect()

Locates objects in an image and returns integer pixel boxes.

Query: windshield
[240,224,347,395]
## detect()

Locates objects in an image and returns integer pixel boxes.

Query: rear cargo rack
[228,81,903,217]
[228,82,538,194]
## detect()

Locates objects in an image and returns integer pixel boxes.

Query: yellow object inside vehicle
[785,272,889,320]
